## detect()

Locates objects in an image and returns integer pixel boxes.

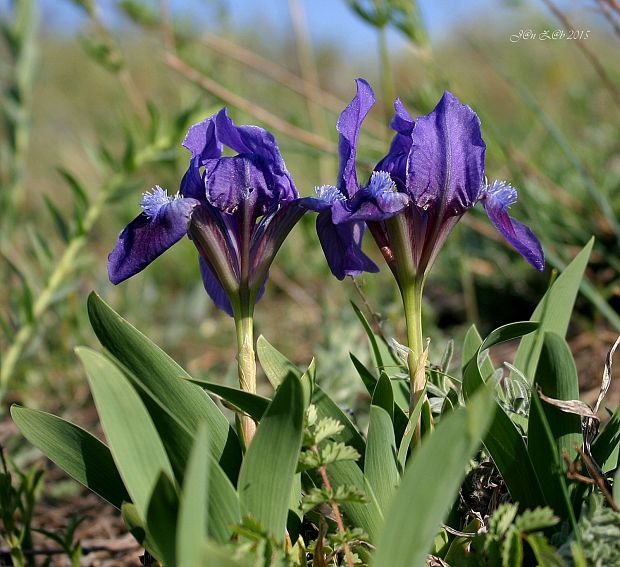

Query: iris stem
[385,212,433,445]
[400,279,430,445]
[234,309,257,449]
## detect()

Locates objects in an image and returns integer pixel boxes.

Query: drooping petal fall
[315,212,379,280]
[249,201,307,294]
[108,188,199,284]
[482,181,545,271]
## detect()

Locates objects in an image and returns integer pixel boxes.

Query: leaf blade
[77,347,174,518]
[11,405,129,509]
[372,386,496,567]
[237,373,305,540]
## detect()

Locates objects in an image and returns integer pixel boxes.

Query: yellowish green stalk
[234,310,257,449]
[386,213,432,444]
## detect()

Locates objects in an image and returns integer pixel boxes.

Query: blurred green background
[1,0,619,420]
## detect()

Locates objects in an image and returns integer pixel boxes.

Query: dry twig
[164,52,337,153]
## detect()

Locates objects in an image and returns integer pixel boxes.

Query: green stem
[401,280,423,395]
[401,280,424,363]
[234,306,257,448]
[400,278,432,444]
[385,213,432,444]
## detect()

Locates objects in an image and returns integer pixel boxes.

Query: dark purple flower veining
[108,109,306,316]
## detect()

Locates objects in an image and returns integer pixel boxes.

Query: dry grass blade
[539,336,620,461]
[536,384,598,420]
[593,335,620,414]
[596,0,620,40]
[163,51,337,153]
[574,447,620,513]
[199,34,388,139]
[542,0,620,110]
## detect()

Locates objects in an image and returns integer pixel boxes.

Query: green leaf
[372,385,495,567]
[514,238,593,381]
[526,533,568,567]
[11,406,129,509]
[462,324,494,380]
[122,503,162,559]
[530,333,582,461]
[43,194,71,242]
[502,526,524,567]
[205,462,240,543]
[372,373,394,420]
[325,460,383,539]
[146,472,179,567]
[176,422,238,545]
[613,467,620,510]
[257,335,302,387]
[57,167,89,209]
[592,404,620,470]
[462,322,545,510]
[186,379,270,421]
[287,472,303,541]
[256,335,313,406]
[528,388,576,526]
[312,385,366,460]
[87,292,240,479]
[257,336,365,458]
[201,542,250,566]
[365,405,399,513]
[515,507,559,532]
[396,392,427,469]
[351,301,386,372]
[177,424,209,567]
[238,373,305,540]
[490,503,519,538]
[77,347,174,518]
[528,333,581,526]
[350,353,376,393]
[352,356,409,443]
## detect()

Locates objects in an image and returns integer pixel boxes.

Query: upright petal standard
[299,79,404,279]
[366,91,544,277]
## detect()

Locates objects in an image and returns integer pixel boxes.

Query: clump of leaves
[298,405,362,474]
[447,503,560,566]
[229,516,292,566]
[299,405,370,566]
[0,445,44,567]
[34,516,84,567]
[559,495,620,567]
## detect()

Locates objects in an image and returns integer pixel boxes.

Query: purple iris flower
[300,78,409,279]
[331,87,544,277]
[108,109,306,316]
